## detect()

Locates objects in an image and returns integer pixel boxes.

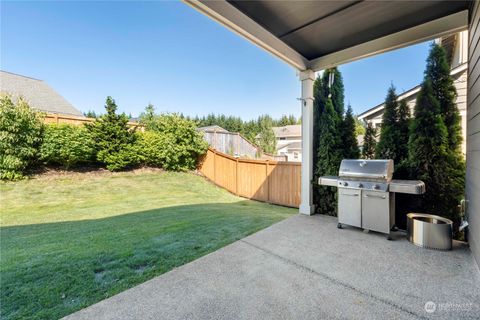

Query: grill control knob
[373,184,380,190]
[358,183,363,188]
[343,182,348,186]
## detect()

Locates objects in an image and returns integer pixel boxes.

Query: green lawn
[0,170,296,320]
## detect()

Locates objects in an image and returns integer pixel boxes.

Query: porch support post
[299,70,315,215]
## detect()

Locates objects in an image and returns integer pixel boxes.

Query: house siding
[468,0,480,268]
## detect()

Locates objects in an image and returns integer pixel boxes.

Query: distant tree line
[85,107,300,155]
[191,113,300,154]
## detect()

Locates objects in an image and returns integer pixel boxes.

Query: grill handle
[364,194,386,199]
[341,193,359,197]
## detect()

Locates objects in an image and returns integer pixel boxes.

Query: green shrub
[0,95,44,180]
[86,96,140,171]
[100,142,142,171]
[40,124,95,168]
[138,131,164,167]
[138,113,208,171]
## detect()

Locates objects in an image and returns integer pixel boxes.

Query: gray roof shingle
[0,70,83,117]
[272,125,301,138]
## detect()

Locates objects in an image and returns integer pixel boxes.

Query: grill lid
[339,159,393,181]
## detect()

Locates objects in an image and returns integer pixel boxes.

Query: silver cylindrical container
[407,213,453,250]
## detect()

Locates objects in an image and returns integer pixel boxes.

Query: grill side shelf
[318,176,339,187]
[389,180,426,194]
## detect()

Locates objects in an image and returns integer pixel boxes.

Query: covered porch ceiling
[184,0,470,71]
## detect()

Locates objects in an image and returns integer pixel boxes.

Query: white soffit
[184,1,468,71]
[183,0,309,70]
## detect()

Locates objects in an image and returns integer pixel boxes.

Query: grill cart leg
[337,223,343,229]
[387,233,393,240]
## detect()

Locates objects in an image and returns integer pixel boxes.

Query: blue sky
[1,1,432,119]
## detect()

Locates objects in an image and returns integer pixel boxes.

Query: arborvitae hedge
[314,98,342,215]
[313,67,359,216]
[427,44,463,152]
[376,85,402,163]
[408,80,452,218]
[407,44,465,234]
[362,122,376,159]
[341,105,360,159]
[396,99,411,166]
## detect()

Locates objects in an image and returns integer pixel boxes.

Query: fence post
[213,149,217,184]
[235,158,239,195]
[54,114,59,124]
[265,161,270,203]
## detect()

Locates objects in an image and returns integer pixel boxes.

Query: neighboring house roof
[357,62,468,121]
[278,141,302,151]
[197,125,229,133]
[272,124,301,138]
[0,70,84,117]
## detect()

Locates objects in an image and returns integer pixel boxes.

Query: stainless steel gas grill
[319,159,425,239]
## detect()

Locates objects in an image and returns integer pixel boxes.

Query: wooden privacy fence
[201,129,260,159]
[199,148,301,208]
[44,113,144,130]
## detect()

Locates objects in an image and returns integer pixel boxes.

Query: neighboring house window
[279,137,286,140]
[294,152,299,159]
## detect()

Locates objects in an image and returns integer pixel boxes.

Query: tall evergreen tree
[313,75,325,165]
[314,98,342,215]
[341,105,360,159]
[396,99,411,164]
[314,68,345,164]
[362,122,376,159]
[407,44,465,233]
[313,67,347,216]
[321,68,345,116]
[426,44,463,152]
[408,80,454,219]
[375,85,402,164]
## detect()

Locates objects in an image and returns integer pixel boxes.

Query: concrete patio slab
[64,214,480,320]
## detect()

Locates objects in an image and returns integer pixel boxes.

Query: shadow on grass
[1,201,294,320]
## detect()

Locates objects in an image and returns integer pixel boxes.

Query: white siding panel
[468,66,480,100]
[469,3,480,48]
[468,53,480,89]
[466,167,480,260]
[467,98,480,120]
[467,129,480,151]
[467,0,480,268]
[467,114,480,135]
[466,149,480,171]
